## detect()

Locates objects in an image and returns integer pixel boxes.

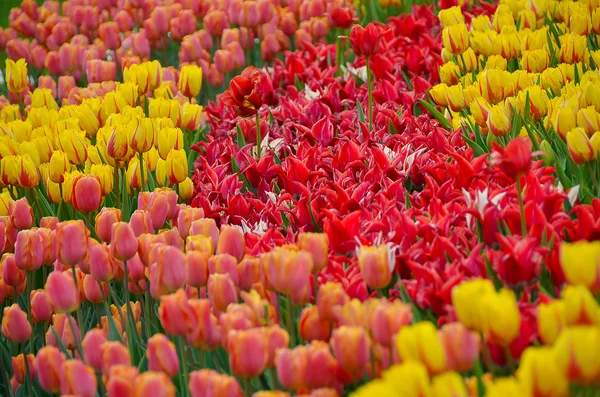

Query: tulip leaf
[417,99,453,131]
[34,187,56,217]
[484,257,503,291]
[236,124,246,148]
[399,283,427,323]
[402,70,414,90]
[462,134,487,157]
[357,100,366,124]
[50,326,74,359]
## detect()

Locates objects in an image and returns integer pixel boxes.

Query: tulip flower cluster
[2,0,600,396]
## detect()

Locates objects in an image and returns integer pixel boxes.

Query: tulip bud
[158,289,198,336]
[481,289,520,346]
[487,104,512,137]
[552,327,600,384]
[11,197,34,230]
[101,341,132,377]
[177,207,204,240]
[432,372,468,397]
[61,359,98,397]
[72,174,103,213]
[567,127,596,165]
[56,220,89,266]
[186,251,210,288]
[563,285,599,326]
[130,210,154,236]
[147,333,180,376]
[299,306,330,342]
[2,253,26,287]
[45,271,79,313]
[317,281,350,322]
[442,23,469,54]
[111,222,138,262]
[14,229,43,271]
[228,328,269,378]
[208,273,238,312]
[370,300,413,347]
[189,370,243,397]
[150,245,187,297]
[95,208,122,243]
[451,279,496,332]
[297,232,329,271]
[134,371,177,397]
[438,323,480,372]
[357,245,393,290]
[330,326,371,374]
[179,177,194,201]
[6,59,27,93]
[237,256,263,291]
[11,353,36,385]
[517,346,568,396]
[190,218,219,252]
[396,322,447,375]
[82,328,108,371]
[128,117,155,153]
[209,254,239,284]
[31,289,53,323]
[1,303,31,343]
[538,300,566,345]
[275,346,308,390]
[36,346,65,394]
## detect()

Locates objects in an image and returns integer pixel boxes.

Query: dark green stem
[515,178,527,236]
[366,56,374,132]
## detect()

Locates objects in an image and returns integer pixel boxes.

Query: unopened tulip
[177,207,204,240]
[228,328,269,378]
[128,117,155,153]
[56,220,89,266]
[208,273,238,312]
[45,271,79,313]
[567,128,596,165]
[188,369,243,397]
[438,323,480,372]
[190,218,219,251]
[134,371,177,397]
[31,289,53,323]
[72,175,103,213]
[216,225,245,262]
[130,210,154,236]
[95,208,122,243]
[186,251,210,288]
[563,285,599,326]
[2,253,25,287]
[451,279,495,332]
[208,254,239,285]
[317,281,350,322]
[552,326,600,384]
[330,326,371,374]
[370,300,413,347]
[12,353,36,385]
[345,23,381,58]
[150,245,187,296]
[263,247,313,304]
[304,341,337,389]
[560,240,600,294]
[431,372,468,397]
[61,359,98,397]
[6,59,27,93]
[11,198,34,230]
[147,333,180,376]
[275,346,308,390]
[46,314,81,350]
[111,222,138,262]
[382,361,432,396]
[187,299,221,349]
[36,346,65,393]
[517,347,568,397]
[481,289,520,346]
[165,149,188,185]
[297,232,329,271]
[1,304,31,343]
[106,365,139,397]
[102,341,132,377]
[186,235,213,254]
[299,306,331,342]
[158,289,198,336]
[357,245,393,290]
[442,23,469,54]
[14,229,43,271]
[538,300,566,345]
[396,322,447,375]
[82,328,108,371]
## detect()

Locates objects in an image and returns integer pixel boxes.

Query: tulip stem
[286,295,297,347]
[22,343,33,397]
[366,56,373,132]
[313,270,319,304]
[586,162,600,197]
[255,112,261,158]
[176,336,190,397]
[115,166,121,210]
[335,31,343,76]
[122,261,137,360]
[503,346,516,373]
[0,351,14,397]
[138,152,146,191]
[244,377,252,397]
[515,178,527,236]
[66,313,84,360]
[70,266,84,341]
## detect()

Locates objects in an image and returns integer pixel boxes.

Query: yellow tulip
[17,154,40,189]
[178,177,194,201]
[560,240,600,293]
[165,149,188,185]
[123,60,162,95]
[537,300,566,345]
[486,104,512,137]
[452,279,495,332]
[58,130,88,166]
[438,6,464,27]
[382,362,432,397]
[553,326,600,384]
[6,59,28,93]
[90,164,114,196]
[156,127,184,160]
[442,23,469,55]
[149,98,182,127]
[566,127,595,165]
[128,117,155,153]
[178,64,203,98]
[396,322,447,375]
[484,378,526,397]
[563,285,599,326]
[30,88,58,111]
[481,289,520,347]
[49,150,71,184]
[431,372,468,397]
[1,105,21,122]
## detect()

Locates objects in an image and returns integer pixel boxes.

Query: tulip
[11,198,34,230]
[438,6,464,27]
[275,346,308,390]
[123,61,162,95]
[382,361,432,396]
[263,246,313,303]
[56,220,89,266]
[156,127,184,160]
[552,326,600,384]
[209,254,239,284]
[357,244,393,290]
[6,59,27,93]
[344,23,381,58]
[567,127,596,165]
[12,353,36,385]
[538,300,566,345]
[551,107,577,139]
[486,104,512,137]
[481,289,520,346]
[517,347,568,397]
[228,328,269,378]
[164,149,188,185]
[396,322,447,375]
[14,229,43,271]
[82,328,108,371]
[147,334,180,377]
[490,137,534,180]
[46,314,81,350]
[2,253,25,287]
[178,64,203,98]
[58,130,88,166]
[179,178,194,201]
[133,371,177,397]
[40,217,59,230]
[330,326,371,375]
[560,240,600,293]
[442,23,469,54]
[431,372,468,397]
[95,208,122,243]
[1,304,31,343]
[317,281,350,322]
[208,273,238,312]
[71,174,103,213]
[563,285,599,326]
[158,289,198,336]
[297,232,329,271]
[36,346,65,393]
[370,300,413,347]
[438,323,480,372]
[451,279,495,332]
[187,299,221,350]
[149,99,182,127]
[101,341,132,377]
[61,359,98,397]
[31,289,53,323]
[220,67,267,117]
[177,207,205,240]
[299,306,331,342]
[186,251,210,288]
[106,365,139,397]
[16,154,39,188]
[111,222,138,262]
[188,370,243,397]
[150,245,187,296]
[45,271,79,313]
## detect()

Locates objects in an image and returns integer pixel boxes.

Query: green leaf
[463,134,487,157]
[50,327,73,358]
[357,100,366,124]
[418,99,453,130]
[236,124,246,148]
[484,256,503,291]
